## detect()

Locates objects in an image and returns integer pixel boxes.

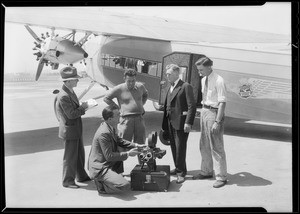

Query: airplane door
[159,53,191,105]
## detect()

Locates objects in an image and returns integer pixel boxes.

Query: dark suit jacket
[88,122,136,179]
[162,79,196,131]
[56,85,86,140]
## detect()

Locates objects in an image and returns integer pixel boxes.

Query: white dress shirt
[170,78,180,93]
[201,71,227,108]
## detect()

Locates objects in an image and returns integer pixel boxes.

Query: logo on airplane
[239,83,253,99]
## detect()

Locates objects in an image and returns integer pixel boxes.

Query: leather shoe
[63,184,80,189]
[176,175,185,184]
[77,177,91,182]
[192,174,213,180]
[213,180,227,188]
[94,180,106,195]
[170,169,176,175]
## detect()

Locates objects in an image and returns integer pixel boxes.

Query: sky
[4,3,291,74]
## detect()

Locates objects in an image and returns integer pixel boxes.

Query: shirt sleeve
[216,78,227,103]
[59,95,85,119]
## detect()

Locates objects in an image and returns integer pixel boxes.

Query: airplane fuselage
[83,35,291,124]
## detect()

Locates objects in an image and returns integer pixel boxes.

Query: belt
[203,105,218,110]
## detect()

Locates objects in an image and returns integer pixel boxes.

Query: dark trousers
[62,137,89,186]
[167,120,188,176]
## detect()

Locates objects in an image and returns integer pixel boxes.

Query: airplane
[24,25,89,80]
[5,7,292,125]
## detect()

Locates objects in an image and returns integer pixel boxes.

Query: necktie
[204,77,208,101]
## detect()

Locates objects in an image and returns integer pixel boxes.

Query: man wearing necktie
[88,105,146,194]
[161,64,196,184]
[193,56,228,188]
[56,66,91,189]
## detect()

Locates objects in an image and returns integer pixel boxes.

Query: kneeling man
[88,105,146,194]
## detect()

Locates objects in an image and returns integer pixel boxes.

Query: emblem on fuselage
[238,83,253,99]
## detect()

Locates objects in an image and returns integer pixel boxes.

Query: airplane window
[137,60,144,73]
[125,58,138,71]
[114,57,125,69]
[100,53,106,65]
[157,63,162,77]
[101,53,162,79]
[109,55,116,67]
[148,63,157,76]
[105,54,110,66]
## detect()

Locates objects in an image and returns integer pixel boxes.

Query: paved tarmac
[3,79,293,212]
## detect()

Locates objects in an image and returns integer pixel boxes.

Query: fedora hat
[60,66,81,81]
[159,129,170,146]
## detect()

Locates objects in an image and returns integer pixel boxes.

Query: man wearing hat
[56,66,91,188]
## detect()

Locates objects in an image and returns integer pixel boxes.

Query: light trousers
[95,168,131,194]
[118,114,146,144]
[199,108,227,181]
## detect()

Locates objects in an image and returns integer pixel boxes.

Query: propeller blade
[25,25,42,44]
[35,55,45,81]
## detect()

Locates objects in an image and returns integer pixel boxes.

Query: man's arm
[215,102,226,122]
[99,133,129,161]
[141,85,148,105]
[212,78,227,133]
[116,135,139,148]
[60,95,86,119]
[184,84,196,126]
[103,87,119,108]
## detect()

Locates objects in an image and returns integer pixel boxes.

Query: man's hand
[184,124,192,133]
[136,144,147,149]
[128,148,140,157]
[211,122,220,134]
[80,101,89,110]
[136,144,148,152]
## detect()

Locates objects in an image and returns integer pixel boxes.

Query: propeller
[35,54,46,81]
[25,25,43,44]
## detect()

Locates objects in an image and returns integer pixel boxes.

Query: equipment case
[130,165,170,192]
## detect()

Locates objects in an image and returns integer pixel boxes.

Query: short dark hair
[124,69,137,78]
[102,105,119,120]
[195,56,213,67]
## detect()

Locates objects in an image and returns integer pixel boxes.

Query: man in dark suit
[56,66,90,188]
[162,64,196,184]
[88,105,146,195]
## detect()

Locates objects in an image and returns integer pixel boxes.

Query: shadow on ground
[4,111,164,157]
[192,116,291,142]
[187,170,272,187]
[227,172,272,186]
[78,177,182,201]
[4,111,291,157]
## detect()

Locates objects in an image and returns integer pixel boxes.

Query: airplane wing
[5,7,290,44]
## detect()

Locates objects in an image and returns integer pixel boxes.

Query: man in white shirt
[193,56,228,188]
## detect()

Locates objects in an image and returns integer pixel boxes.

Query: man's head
[60,66,81,88]
[195,56,213,77]
[165,64,180,84]
[102,105,120,125]
[124,69,137,90]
